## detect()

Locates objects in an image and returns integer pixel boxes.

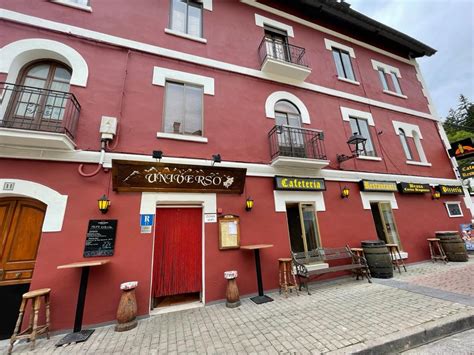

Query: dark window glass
[377,68,389,91]
[349,117,376,157]
[163,81,203,136]
[390,72,403,95]
[170,0,203,37]
[398,128,413,160]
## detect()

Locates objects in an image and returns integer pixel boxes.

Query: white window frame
[371,59,407,98]
[445,202,463,218]
[255,14,294,37]
[153,66,214,143]
[50,0,92,12]
[324,39,358,85]
[392,121,431,166]
[265,91,310,124]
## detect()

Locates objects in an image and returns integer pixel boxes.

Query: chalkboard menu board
[83,220,118,257]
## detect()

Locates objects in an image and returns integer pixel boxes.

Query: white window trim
[265,91,310,124]
[338,77,360,86]
[273,190,325,212]
[360,192,398,210]
[357,156,382,162]
[197,0,212,11]
[383,89,407,99]
[371,60,401,78]
[340,107,375,126]
[156,132,208,143]
[0,38,89,87]
[50,0,92,12]
[445,201,463,218]
[255,14,294,37]
[152,66,214,95]
[392,121,430,165]
[164,28,207,43]
[324,39,356,58]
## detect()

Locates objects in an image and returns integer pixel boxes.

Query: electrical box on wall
[100,116,118,140]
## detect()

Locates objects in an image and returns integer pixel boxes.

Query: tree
[443,95,474,142]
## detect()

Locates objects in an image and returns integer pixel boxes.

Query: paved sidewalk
[2,258,473,354]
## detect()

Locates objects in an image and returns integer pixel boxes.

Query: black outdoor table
[56,259,110,346]
[241,244,274,304]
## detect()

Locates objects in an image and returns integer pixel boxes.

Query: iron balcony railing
[269,125,327,161]
[0,82,81,140]
[258,37,309,68]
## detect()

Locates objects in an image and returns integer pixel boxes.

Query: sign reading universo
[274,176,326,191]
[359,180,398,192]
[112,160,246,193]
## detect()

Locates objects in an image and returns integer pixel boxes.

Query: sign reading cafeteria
[274,176,326,191]
[359,180,398,192]
[397,183,431,194]
[112,160,246,193]
[438,185,464,195]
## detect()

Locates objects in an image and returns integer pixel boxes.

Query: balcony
[0,82,80,150]
[258,37,312,81]
[269,125,329,169]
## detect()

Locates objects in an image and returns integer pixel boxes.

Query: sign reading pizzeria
[274,176,326,191]
[437,185,464,195]
[397,182,431,194]
[112,160,246,193]
[359,180,398,192]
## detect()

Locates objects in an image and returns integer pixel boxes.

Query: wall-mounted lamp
[336,133,367,164]
[245,197,254,211]
[432,190,441,200]
[341,186,350,199]
[98,194,111,214]
[152,150,163,162]
[212,154,221,166]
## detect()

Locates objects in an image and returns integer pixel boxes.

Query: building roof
[277,0,437,58]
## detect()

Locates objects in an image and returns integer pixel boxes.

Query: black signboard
[274,176,326,191]
[359,180,398,192]
[458,160,474,180]
[448,137,474,160]
[84,220,118,257]
[397,182,431,194]
[437,185,464,195]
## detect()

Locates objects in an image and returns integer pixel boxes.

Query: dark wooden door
[0,198,46,286]
[152,208,202,298]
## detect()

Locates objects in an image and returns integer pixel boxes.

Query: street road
[403,328,474,354]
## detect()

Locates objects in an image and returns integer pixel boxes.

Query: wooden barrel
[436,231,468,262]
[361,240,393,278]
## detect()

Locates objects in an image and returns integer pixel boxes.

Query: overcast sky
[348,0,474,119]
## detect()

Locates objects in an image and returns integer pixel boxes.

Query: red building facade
[0,0,470,334]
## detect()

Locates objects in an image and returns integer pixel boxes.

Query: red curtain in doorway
[152,208,202,297]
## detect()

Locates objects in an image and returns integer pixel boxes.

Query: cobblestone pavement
[2,258,473,354]
[402,328,474,354]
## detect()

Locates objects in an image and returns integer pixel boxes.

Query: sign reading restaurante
[397,182,431,194]
[112,160,247,193]
[359,180,398,192]
[274,176,326,191]
[437,185,464,195]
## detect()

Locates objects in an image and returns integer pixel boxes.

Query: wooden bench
[292,246,371,295]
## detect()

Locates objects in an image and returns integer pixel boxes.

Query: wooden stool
[278,258,298,297]
[8,288,51,354]
[350,248,371,280]
[428,238,448,263]
[386,244,407,273]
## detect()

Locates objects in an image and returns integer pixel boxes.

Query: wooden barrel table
[435,231,468,262]
[361,240,393,279]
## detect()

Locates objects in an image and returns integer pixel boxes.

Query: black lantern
[98,194,111,214]
[341,186,350,199]
[212,154,221,166]
[152,150,163,161]
[337,132,367,163]
[245,197,254,211]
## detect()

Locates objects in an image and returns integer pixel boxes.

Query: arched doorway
[0,197,46,339]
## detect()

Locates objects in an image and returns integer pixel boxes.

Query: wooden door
[0,198,46,286]
[152,208,202,298]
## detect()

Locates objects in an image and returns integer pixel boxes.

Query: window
[398,128,413,160]
[332,48,355,81]
[377,68,389,91]
[170,0,203,38]
[445,202,463,218]
[274,100,305,157]
[264,27,289,62]
[163,81,203,136]
[349,117,376,157]
[389,72,402,95]
[371,60,404,97]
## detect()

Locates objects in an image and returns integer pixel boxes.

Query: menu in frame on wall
[218,215,240,250]
[83,220,118,257]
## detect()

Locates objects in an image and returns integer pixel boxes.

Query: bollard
[115,281,138,332]
[224,271,240,308]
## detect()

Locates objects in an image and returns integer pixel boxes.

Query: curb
[328,311,474,354]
